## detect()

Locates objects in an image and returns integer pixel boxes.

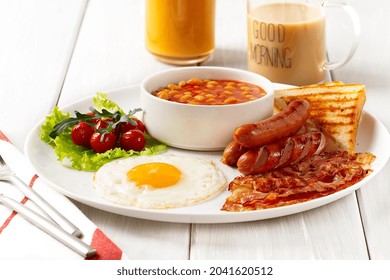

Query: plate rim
[23,84,390,223]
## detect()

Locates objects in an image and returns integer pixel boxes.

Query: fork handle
[0,194,96,259]
[7,174,83,238]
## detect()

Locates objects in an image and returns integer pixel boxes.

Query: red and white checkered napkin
[0,131,126,260]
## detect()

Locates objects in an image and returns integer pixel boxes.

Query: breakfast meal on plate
[92,154,226,209]
[221,82,376,211]
[152,78,266,105]
[40,92,167,171]
[40,79,376,213]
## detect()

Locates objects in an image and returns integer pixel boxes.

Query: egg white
[92,155,227,209]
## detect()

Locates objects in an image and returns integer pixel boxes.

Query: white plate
[24,85,390,223]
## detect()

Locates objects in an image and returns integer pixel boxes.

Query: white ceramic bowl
[140,66,274,151]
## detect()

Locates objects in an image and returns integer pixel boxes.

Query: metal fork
[0,155,82,238]
[0,193,96,258]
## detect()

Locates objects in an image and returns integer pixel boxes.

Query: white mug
[247,0,360,85]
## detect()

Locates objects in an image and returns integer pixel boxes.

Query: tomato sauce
[152,78,266,105]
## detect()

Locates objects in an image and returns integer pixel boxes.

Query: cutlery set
[0,155,96,258]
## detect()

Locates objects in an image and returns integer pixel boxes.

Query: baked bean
[194,95,206,101]
[152,78,266,105]
[180,94,192,102]
[224,97,237,104]
[187,78,202,85]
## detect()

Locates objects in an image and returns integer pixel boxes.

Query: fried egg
[92,155,227,209]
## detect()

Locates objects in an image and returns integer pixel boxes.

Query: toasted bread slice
[274,82,366,154]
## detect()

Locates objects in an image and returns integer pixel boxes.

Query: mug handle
[322,1,361,70]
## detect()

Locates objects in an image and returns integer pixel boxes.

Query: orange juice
[145,0,215,65]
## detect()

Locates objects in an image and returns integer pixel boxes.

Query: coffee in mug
[247,0,360,85]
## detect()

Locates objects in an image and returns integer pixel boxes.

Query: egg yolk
[127,162,181,188]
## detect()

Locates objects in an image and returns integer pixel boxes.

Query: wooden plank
[357,164,390,259]
[0,0,87,150]
[73,201,190,259]
[191,194,367,259]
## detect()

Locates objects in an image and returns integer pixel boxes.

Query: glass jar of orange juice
[145,0,215,65]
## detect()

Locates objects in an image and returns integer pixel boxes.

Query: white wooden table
[1,0,389,260]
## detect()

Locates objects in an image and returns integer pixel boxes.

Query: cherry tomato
[120,117,146,133]
[71,122,94,147]
[95,119,110,130]
[90,131,117,153]
[95,119,120,136]
[119,130,146,151]
[86,112,100,124]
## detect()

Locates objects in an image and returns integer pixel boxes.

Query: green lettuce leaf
[93,92,126,115]
[40,106,70,147]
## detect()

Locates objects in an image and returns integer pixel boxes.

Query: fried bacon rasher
[222,151,375,212]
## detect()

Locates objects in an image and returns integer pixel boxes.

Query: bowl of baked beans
[140,66,274,151]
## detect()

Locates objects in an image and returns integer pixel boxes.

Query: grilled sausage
[237,131,327,175]
[233,99,311,148]
[221,140,249,166]
[221,121,322,167]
